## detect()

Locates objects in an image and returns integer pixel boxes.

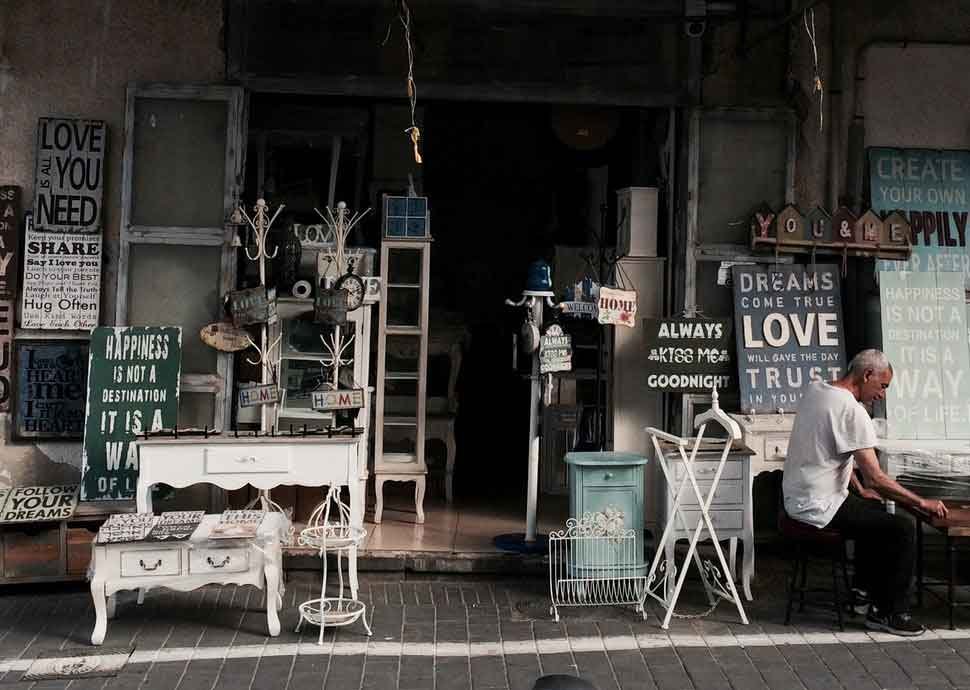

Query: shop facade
[1,0,969,580]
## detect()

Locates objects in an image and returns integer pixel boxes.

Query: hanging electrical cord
[804,7,823,133]
[383,0,423,164]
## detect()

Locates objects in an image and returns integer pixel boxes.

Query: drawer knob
[207,555,231,569]
[603,472,614,480]
[139,558,163,572]
[236,456,257,464]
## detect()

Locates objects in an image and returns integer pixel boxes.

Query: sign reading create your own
[732,264,846,414]
[880,271,970,439]
[643,318,734,392]
[82,327,181,501]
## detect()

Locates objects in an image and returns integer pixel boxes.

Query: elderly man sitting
[783,349,946,636]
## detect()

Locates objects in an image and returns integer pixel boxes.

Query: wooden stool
[780,512,851,630]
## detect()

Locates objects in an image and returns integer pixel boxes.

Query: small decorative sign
[145,511,204,542]
[0,186,21,300]
[560,301,598,319]
[238,382,280,408]
[0,485,80,523]
[539,324,572,374]
[200,322,252,353]
[643,318,734,391]
[21,215,102,330]
[228,287,276,327]
[314,287,348,325]
[364,276,382,303]
[96,513,156,544]
[14,341,89,439]
[82,327,182,501]
[311,387,365,411]
[33,118,106,234]
[597,287,638,328]
[209,509,264,540]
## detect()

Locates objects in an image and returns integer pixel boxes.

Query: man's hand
[857,485,882,501]
[918,498,948,519]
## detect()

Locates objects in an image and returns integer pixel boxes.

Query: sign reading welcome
[732,264,846,414]
[82,327,181,500]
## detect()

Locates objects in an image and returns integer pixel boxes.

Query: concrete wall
[0,0,224,486]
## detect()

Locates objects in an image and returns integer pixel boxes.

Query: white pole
[525,298,543,543]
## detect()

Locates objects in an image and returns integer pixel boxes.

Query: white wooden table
[89,513,287,645]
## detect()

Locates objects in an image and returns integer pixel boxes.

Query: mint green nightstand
[564,451,649,574]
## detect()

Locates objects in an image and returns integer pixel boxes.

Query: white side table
[88,513,286,645]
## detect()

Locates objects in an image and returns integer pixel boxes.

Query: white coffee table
[89,513,286,645]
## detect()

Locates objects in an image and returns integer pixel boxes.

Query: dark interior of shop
[240,94,666,515]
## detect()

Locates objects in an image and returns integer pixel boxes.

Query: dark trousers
[828,494,916,615]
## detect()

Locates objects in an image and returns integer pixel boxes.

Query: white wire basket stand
[296,486,372,643]
[548,511,648,622]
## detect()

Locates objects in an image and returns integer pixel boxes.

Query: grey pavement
[3,548,970,689]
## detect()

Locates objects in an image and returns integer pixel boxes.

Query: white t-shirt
[782,380,879,528]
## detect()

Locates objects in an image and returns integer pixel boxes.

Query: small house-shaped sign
[854,210,882,245]
[750,204,776,240]
[882,210,911,246]
[832,206,857,242]
[805,207,833,243]
[775,204,805,241]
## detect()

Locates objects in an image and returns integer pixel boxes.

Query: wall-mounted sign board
[597,287,637,328]
[539,325,572,374]
[732,264,846,414]
[228,287,276,327]
[0,485,80,523]
[0,186,21,300]
[82,327,182,501]
[879,270,970,439]
[33,118,106,234]
[311,388,364,411]
[643,318,734,392]
[14,341,88,440]
[0,300,10,412]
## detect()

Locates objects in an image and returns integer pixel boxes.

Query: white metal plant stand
[296,486,372,643]
[548,512,648,622]
[643,389,749,629]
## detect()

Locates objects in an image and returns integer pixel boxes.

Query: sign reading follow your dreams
[732,264,846,414]
[82,327,181,501]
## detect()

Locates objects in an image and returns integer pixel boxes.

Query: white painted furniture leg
[106,594,117,620]
[415,476,426,524]
[729,537,738,578]
[742,512,755,602]
[349,544,359,598]
[374,477,386,524]
[136,589,145,605]
[264,550,281,637]
[90,579,107,645]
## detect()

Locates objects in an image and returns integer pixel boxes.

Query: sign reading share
[732,264,846,414]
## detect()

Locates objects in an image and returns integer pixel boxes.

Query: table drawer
[677,510,743,532]
[189,547,250,575]
[673,460,742,481]
[120,549,181,578]
[763,435,789,463]
[581,467,637,486]
[676,480,743,506]
[204,446,291,475]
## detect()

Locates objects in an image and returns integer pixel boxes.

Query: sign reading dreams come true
[82,327,181,501]
[732,264,846,414]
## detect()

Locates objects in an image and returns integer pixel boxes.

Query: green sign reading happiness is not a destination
[82,327,181,501]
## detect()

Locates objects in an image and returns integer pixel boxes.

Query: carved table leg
[264,547,282,637]
[374,477,386,524]
[106,593,117,620]
[414,476,426,524]
[90,579,107,646]
[349,543,359,599]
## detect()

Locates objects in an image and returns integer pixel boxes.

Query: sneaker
[865,609,925,637]
[849,588,870,616]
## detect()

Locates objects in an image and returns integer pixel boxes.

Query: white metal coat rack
[643,388,749,629]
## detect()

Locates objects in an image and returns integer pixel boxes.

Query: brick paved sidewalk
[3,563,970,690]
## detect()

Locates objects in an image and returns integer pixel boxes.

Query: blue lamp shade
[383,195,430,238]
[526,260,553,293]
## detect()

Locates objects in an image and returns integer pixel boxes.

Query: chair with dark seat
[779,508,851,630]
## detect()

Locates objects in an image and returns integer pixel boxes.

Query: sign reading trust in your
[732,264,846,414]
[870,148,970,284]
[82,327,181,501]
